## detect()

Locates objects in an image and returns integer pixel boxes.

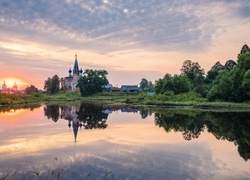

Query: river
[0,102,250,179]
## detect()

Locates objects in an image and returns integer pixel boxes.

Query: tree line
[154,44,250,102]
[42,44,250,102]
[154,108,250,161]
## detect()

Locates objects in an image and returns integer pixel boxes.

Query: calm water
[0,102,250,180]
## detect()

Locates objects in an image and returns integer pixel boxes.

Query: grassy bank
[1,91,250,110]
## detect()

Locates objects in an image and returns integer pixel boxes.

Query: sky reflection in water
[0,104,250,179]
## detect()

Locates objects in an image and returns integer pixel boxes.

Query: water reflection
[43,103,151,143]
[154,109,250,161]
[1,103,250,179]
[0,104,41,118]
[42,103,250,162]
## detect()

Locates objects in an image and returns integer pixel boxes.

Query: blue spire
[73,54,79,74]
[73,124,79,144]
[68,68,72,77]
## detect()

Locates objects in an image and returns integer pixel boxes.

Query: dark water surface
[0,103,250,180]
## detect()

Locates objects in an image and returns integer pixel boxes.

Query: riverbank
[1,91,250,110]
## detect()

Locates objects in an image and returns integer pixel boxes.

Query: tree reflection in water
[44,105,60,122]
[154,109,250,161]
[77,103,108,129]
[43,103,250,160]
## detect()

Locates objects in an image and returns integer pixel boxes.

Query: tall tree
[44,75,60,94]
[77,69,109,96]
[44,105,60,122]
[139,78,149,91]
[24,85,39,94]
[180,60,205,77]
[180,60,205,95]
[225,60,237,71]
[139,78,154,91]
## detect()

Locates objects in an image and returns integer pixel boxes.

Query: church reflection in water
[44,103,151,144]
[61,105,82,143]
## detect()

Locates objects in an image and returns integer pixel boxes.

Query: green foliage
[205,70,219,85]
[77,69,109,96]
[44,74,60,94]
[237,53,250,71]
[225,60,237,71]
[155,74,190,95]
[242,69,250,96]
[77,103,108,129]
[180,60,205,78]
[181,60,205,83]
[139,78,154,91]
[207,71,233,101]
[24,85,38,94]
[154,108,250,160]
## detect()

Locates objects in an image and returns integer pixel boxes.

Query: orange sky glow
[0,1,249,90]
[0,77,29,90]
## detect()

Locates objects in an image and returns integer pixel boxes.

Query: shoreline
[1,92,250,111]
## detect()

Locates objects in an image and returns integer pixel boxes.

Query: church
[1,81,18,94]
[61,54,83,91]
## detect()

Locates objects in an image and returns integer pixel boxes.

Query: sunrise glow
[0,1,249,89]
[0,77,28,90]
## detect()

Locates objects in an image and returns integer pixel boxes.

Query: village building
[1,81,18,94]
[61,55,83,91]
[120,85,141,92]
[1,81,7,94]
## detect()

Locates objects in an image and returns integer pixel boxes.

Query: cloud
[239,5,250,18]
[1,0,249,53]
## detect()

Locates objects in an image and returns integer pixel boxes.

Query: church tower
[73,54,79,76]
[62,54,83,91]
[1,81,7,93]
[71,54,81,91]
[12,82,18,93]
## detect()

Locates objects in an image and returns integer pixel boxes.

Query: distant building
[12,82,18,93]
[1,81,18,94]
[1,81,7,94]
[105,84,113,89]
[109,87,121,92]
[147,92,155,96]
[120,85,141,92]
[61,54,83,91]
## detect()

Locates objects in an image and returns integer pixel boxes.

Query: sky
[0,0,250,89]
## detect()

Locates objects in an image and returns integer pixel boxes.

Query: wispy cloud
[1,0,249,53]
[1,0,250,88]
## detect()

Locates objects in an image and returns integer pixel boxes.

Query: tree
[44,75,60,94]
[180,60,205,92]
[225,60,237,71]
[207,71,233,101]
[77,103,108,129]
[242,69,250,97]
[205,70,219,86]
[155,73,190,95]
[172,74,190,94]
[139,78,154,91]
[238,44,250,58]
[77,69,109,96]
[44,105,60,122]
[180,60,205,77]
[155,74,173,94]
[230,52,250,102]
[24,85,38,94]
[139,78,149,91]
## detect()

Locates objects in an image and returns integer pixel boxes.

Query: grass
[1,91,250,110]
